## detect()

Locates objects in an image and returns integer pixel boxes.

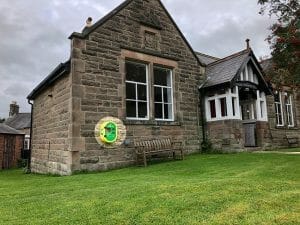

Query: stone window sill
[275,126,298,130]
[124,119,181,126]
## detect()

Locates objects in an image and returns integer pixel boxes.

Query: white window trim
[125,62,150,121]
[154,68,174,121]
[286,95,294,127]
[256,90,268,121]
[205,87,241,121]
[274,91,284,126]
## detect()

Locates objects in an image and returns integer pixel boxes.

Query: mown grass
[267,147,300,152]
[0,153,299,225]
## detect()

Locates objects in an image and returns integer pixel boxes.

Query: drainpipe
[198,88,206,151]
[27,99,34,173]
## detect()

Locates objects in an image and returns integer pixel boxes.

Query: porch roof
[201,49,250,89]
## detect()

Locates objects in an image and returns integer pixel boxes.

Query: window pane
[138,102,147,118]
[125,61,146,83]
[164,104,172,119]
[126,83,136,100]
[278,114,283,125]
[137,84,147,101]
[220,98,227,117]
[210,100,216,118]
[154,67,171,86]
[287,106,292,125]
[232,97,236,116]
[163,88,172,103]
[260,101,264,118]
[155,103,163,119]
[126,101,136,118]
[154,87,162,102]
[277,103,282,114]
[274,93,280,102]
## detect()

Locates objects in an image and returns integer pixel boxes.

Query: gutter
[26,99,34,173]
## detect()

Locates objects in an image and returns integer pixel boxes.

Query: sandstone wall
[206,89,300,151]
[265,89,300,149]
[206,120,245,152]
[70,0,204,171]
[30,74,73,175]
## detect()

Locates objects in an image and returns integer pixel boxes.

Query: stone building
[199,48,299,151]
[27,0,299,175]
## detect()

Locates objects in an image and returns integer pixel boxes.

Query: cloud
[0,0,275,117]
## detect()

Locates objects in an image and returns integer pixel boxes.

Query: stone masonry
[29,0,299,175]
[30,74,73,175]
[30,0,205,174]
[206,89,300,151]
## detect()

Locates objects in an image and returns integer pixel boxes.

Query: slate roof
[195,52,219,65]
[27,60,70,100]
[5,113,31,130]
[260,58,273,72]
[0,124,24,135]
[201,49,251,89]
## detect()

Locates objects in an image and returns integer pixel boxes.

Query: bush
[201,140,213,153]
[17,159,28,168]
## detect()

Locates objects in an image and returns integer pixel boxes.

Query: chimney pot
[86,17,93,27]
[246,39,250,50]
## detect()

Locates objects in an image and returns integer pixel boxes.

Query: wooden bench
[286,135,299,147]
[134,138,184,167]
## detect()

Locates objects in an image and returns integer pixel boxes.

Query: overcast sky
[0,0,275,118]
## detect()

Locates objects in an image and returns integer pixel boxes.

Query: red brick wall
[0,134,24,170]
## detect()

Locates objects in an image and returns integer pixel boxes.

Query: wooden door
[244,123,256,147]
[3,135,15,169]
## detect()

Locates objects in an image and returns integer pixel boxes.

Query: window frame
[205,87,240,121]
[274,91,284,127]
[153,66,174,121]
[125,61,150,121]
[286,94,294,127]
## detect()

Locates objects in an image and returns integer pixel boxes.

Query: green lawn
[0,153,299,225]
[267,147,300,152]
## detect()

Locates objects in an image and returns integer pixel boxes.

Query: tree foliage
[258,0,300,86]
[0,118,5,123]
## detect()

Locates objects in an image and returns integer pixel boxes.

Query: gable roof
[5,113,31,130]
[195,52,220,65]
[69,0,133,39]
[29,0,207,101]
[201,49,251,89]
[27,60,70,100]
[0,124,24,135]
[69,0,205,67]
[260,58,273,72]
[200,48,272,94]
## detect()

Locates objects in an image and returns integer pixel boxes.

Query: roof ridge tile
[208,49,250,66]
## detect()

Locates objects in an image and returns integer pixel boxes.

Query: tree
[258,0,300,86]
[0,118,5,123]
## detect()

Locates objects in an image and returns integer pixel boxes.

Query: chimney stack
[9,101,19,117]
[246,39,250,50]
